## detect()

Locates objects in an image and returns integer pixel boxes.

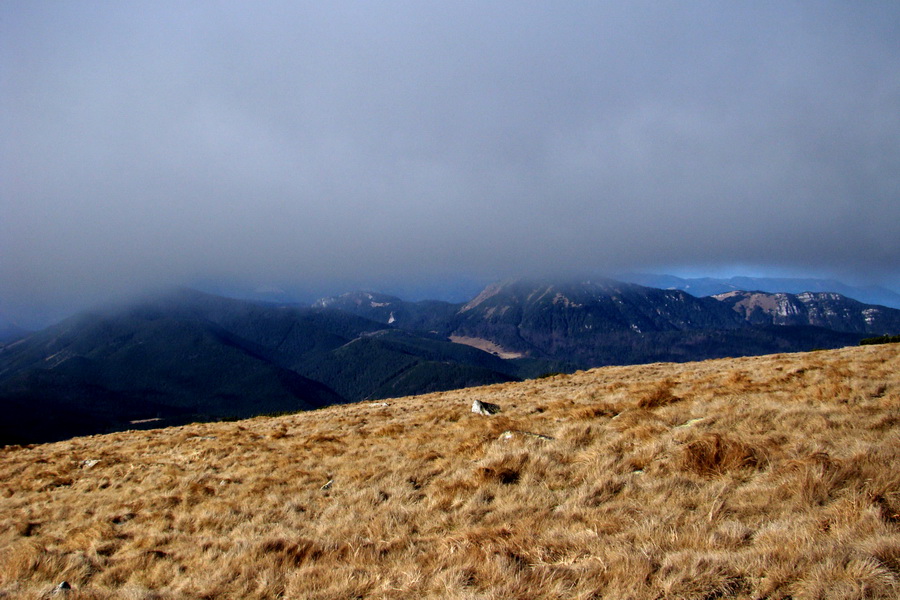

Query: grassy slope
[1,345,899,599]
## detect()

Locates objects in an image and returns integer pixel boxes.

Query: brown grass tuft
[476,452,528,485]
[636,378,682,409]
[677,433,764,477]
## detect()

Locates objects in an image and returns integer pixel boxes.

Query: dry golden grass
[2,344,899,599]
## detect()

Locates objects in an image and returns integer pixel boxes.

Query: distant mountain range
[0,289,527,445]
[619,274,900,309]
[2,278,897,445]
[313,279,888,363]
[713,290,900,332]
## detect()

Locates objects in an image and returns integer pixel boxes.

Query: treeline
[860,334,900,345]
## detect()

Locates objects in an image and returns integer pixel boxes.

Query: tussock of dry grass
[1,345,899,599]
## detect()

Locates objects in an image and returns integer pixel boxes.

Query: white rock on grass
[472,399,501,415]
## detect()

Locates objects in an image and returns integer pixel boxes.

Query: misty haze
[2,2,899,328]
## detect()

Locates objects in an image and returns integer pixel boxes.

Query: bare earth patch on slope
[449,335,524,359]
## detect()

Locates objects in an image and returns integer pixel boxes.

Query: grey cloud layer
[3,1,899,320]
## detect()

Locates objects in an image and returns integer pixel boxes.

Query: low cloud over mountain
[3,3,899,326]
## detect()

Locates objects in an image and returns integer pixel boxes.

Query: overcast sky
[3,1,899,325]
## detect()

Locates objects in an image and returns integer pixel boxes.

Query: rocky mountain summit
[714,290,900,334]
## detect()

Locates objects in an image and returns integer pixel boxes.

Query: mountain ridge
[2,277,898,444]
[620,273,900,308]
[714,290,900,334]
